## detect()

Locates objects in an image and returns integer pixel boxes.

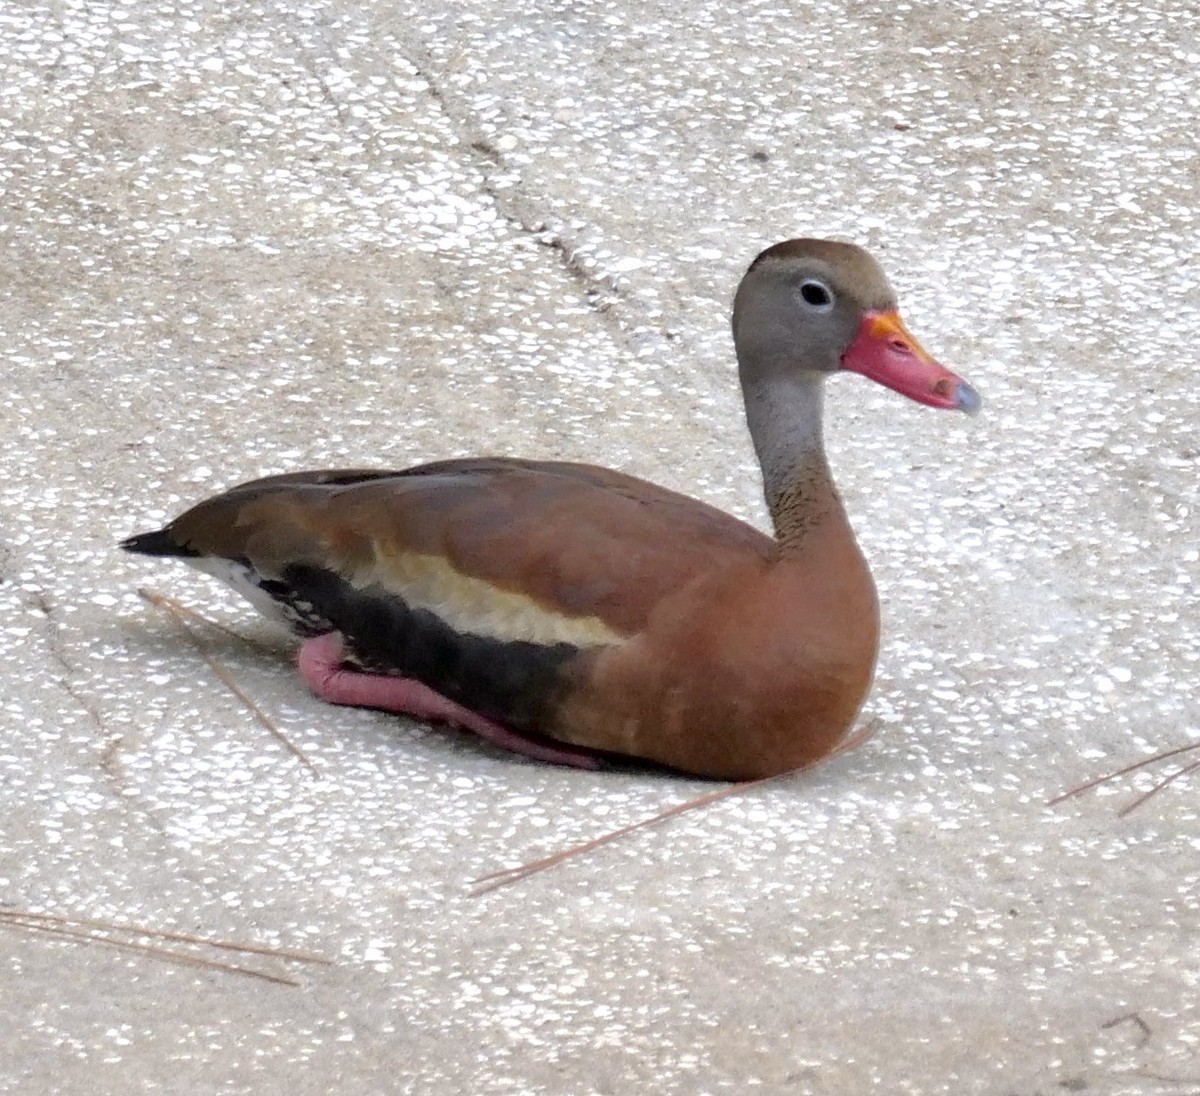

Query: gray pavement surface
[2,1,1198,1093]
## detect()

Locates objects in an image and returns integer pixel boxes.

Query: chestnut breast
[555,514,880,780]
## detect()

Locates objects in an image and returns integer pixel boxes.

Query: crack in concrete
[279,18,675,367]
[28,590,188,845]
[31,589,128,793]
[385,31,636,328]
[282,20,353,127]
[0,534,16,587]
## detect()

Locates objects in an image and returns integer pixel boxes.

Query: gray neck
[741,371,841,544]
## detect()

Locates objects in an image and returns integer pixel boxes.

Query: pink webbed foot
[297,632,602,770]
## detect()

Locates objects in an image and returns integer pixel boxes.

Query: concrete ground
[2,1,1197,1092]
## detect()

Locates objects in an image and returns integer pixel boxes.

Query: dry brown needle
[139,587,319,777]
[1049,740,1200,814]
[0,907,331,986]
[472,720,879,894]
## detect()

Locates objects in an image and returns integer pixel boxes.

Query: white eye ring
[798,279,834,310]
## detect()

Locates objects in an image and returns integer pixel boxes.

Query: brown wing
[157,458,774,637]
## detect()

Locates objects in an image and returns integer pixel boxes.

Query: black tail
[119,529,198,558]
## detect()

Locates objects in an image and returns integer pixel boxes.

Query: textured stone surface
[1,2,1196,1093]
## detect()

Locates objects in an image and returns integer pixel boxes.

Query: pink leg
[297,632,601,770]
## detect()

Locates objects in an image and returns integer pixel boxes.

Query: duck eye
[799,280,834,309]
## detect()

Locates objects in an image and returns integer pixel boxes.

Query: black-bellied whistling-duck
[121,239,980,780]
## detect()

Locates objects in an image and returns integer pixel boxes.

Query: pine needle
[1,907,331,963]
[0,907,331,986]
[1048,740,1200,813]
[1116,756,1200,818]
[138,588,319,777]
[471,720,879,894]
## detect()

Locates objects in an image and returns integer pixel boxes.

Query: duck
[121,238,980,780]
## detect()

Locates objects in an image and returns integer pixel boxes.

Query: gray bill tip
[955,380,983,416]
